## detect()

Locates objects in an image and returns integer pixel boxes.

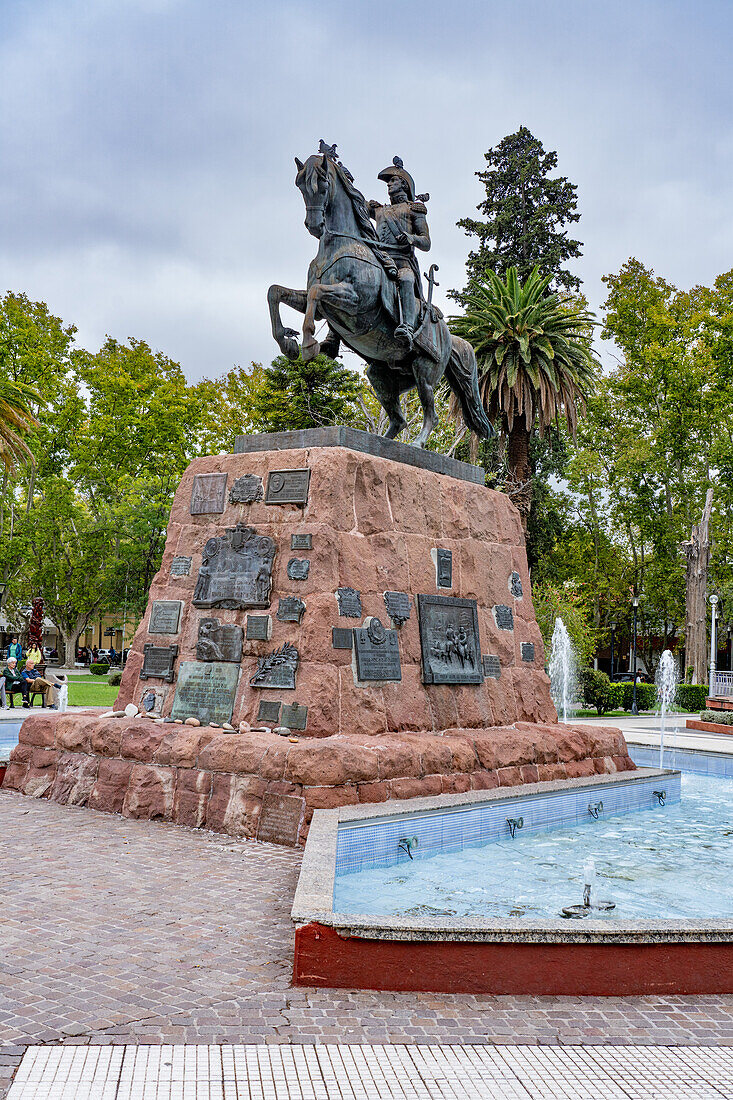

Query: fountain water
[656,649,678,770]
[549,617,576,723]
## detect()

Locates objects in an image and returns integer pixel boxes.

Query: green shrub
[89,662,109,676]
[612,681,656,711]
[676,684,709,712]
[700,709,733,725]
[607,682,625,711]
[107,668,122,686]
[578,667,614,715]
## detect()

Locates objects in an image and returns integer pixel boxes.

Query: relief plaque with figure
[193,523,275,610]
[417,595,483,685]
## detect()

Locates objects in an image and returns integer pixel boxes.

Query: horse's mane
[330,159,379,241]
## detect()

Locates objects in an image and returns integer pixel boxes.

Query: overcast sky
[0,0,731,381]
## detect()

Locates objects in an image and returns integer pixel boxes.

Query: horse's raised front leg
[302,281,359,362]
[267,285,307,360]
[412,355,438,448]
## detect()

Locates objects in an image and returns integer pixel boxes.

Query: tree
[248,354,365,433]
[449,266,598,527]
[452,126,582,302]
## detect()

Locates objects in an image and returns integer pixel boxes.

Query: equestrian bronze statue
[267,142,493,449]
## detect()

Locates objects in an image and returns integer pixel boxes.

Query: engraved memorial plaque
[417,595,483,685]
[250,643,299,689]
[277,597,306,624]
[257,699,282,723]
[190,472,228,515]
[332,627,353,649]
[281,702,308,731]
[353,617,401,682]
[336,587,362,617]
[384,591,411,627]
[229,474,263,504]
[171,661,239,725]
[521,642,535,663]
[265,468,311,505]
[197,617,244,662]
[287,558,310,580]
[483,654,501,679]
[141,643,179,683]
[436,548,453,588]
[494,604,515,631]
[245,615,271,642]
[149,600,183,635]
[193,523,275,610]
[257,792,306,847]
[511,571,524,599]
[291,533,312,551]
[170,556,192,577]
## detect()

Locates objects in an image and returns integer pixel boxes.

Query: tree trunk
[683,488,713,685]
[505,424,532,531]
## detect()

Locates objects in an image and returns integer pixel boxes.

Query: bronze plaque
[170,661,239,725]
[257,699,282,723]
[332,627,353,649]
[149,600,183,635]
[336,587,362,617]
[483,654,501,679]
[229,474,263,504]
[353,618,401,682]
[277,597,306,623]
[193,523,276,610]
[384,591,411,627]
[417,595,483,685]
[494,604,514,631]
[257,792,305,846]
[511,571,524,598]
[521,642,535,663]
[281,701,308,731]
[190,472,228,515]
[197,617,243,662]
[141,643,178,683]
[170,556,192,577]
[287,558,310,580]
[436,548,453,588]
[265,468,311,505]
[291,533,312,550]
[250,643,299,689]
[246,615,271,641]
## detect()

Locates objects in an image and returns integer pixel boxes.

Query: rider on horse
[368,157,431,350]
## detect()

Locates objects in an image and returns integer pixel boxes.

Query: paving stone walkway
[2,789,733,1097]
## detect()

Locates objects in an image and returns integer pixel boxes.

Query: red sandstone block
[19,715,56,748]
[520,764,540,784]
[538,763,567,782]
[372,738,422,780]
[304,785,360,810]
[2,762,28,790]
[173,769,212,829]
[613,754,636,772]
[357,781,390,803]
[154,730,215,768]
[498,766,522,786]
[123,763,175,821]
[286,738,379,787]
[89,758,134,814]
[120,723,167,763]
[470,769,500,790]
[198,731,272,775]
[565,759,596,778]
[90,720,122,757]
[441,774,471,794]
[50,753,98,806]
[388,775,442,800]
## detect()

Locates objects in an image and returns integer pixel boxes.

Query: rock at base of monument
[171,661,239,726]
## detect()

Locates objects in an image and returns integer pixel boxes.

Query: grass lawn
[66,675,119,708]
[573,708,653,719]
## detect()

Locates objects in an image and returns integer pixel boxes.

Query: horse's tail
[445,335,494,440]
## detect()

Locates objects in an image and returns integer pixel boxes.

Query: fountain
[549,617,576,723]
[656,649,678,770]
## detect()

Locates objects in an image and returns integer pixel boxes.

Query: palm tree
[0,378,40,471]
[449,265,599,527]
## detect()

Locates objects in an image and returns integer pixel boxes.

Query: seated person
[21,658,60,709]
[3,657,29,707]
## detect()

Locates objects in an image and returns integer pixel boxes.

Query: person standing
[6,636,22,662]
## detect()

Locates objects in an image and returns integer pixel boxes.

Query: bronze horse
[267,150,493,448]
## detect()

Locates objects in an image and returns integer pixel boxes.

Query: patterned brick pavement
[2,788,733,1096]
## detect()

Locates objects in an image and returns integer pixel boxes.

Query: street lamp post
[631,597,640,716]
[709,594,719,698]
[609,621,617,681]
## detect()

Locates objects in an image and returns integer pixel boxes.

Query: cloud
[0,0,731,378]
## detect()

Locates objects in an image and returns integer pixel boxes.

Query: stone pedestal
[3,430,635,843]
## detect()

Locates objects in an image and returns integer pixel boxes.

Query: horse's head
[294,153,331,239]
